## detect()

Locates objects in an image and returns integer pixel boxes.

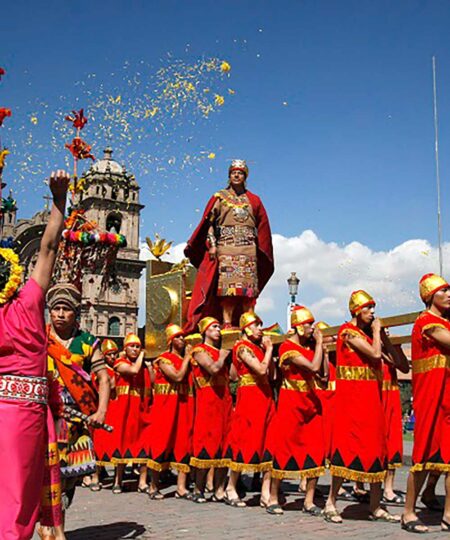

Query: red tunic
[225,340,275,472]
[190,343,232,468]
[411,311,450,472]
[109,357,151,464]
[330,323,386,482]
[382,362,403,468]
[320,359,336,461]
[147,351,194,473]
[267,339,325,479]
[92,366,118,465]
[183,190,274,332]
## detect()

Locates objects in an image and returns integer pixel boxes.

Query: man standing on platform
[402,274,450,533]
[184,160,274,331]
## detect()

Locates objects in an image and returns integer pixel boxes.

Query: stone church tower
[76,148,145,341]
[3,148,145,343]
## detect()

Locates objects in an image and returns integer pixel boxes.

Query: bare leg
[149,470,160,494]
[221,298,235,327]
[261,471,271,504]
[403,469,428,530]
[206,467,214,492]
[304,477,318,510]
[422,471,441,506]
[369,482,382,514]
[226,470,241,500]
[299,476,307,493]
[324,475,344,523]
[53,524,66,540]
[114,464,124,488]
[442,473,450,529]
[267,477,281,506]
[214,467,228,499]
[177,471,189,496]
[194,468,207,495]
[383,469,396,500]
[139,465,148,490]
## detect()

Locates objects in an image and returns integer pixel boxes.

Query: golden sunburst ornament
[0,248,23,305]
[146,234,173,260]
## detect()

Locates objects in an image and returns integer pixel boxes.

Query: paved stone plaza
[33,463,446,540]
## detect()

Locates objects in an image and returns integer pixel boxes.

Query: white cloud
[138,230,450,330]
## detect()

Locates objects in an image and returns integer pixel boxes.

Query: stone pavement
[33,465,446,540]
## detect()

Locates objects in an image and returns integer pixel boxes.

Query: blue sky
[2,0,450,325]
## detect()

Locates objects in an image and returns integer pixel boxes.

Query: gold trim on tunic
[281,378,321,392]
[115,386,151,398]
[329,465,386,483]
[237,373,270,387]
[336,365,382,382]
[279,349,301,367]
[228,460,272,473]
[410,462,450,473]
[382,381,400,391]
[412,354,450,375]
[189,457,230,469]
[152,382,192,396]
[270,465,326,480]
[194,375,227,389]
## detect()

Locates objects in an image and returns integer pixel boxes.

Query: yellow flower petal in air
[228,89,235,95]
[208,153,216,159]
[30,116,38,125]
[214,94,225,106]
[220,61,231,73]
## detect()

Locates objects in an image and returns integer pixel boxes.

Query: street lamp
[287,272,300,304]
[286,272,300,330]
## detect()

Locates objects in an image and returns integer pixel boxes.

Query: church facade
[1,148,145,342]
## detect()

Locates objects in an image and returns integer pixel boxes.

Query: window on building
[108,316,120,336]
[106,212,122,234]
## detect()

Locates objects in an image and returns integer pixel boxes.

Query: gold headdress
[101,339,118,355]
[419,273,449,303]
[315,321,330,331]
[124,333,141,347]
[239,311,262,331]
[198,316,220,335]
[349,290,375,315]
[165,323,184,343]
[291,305,315,327]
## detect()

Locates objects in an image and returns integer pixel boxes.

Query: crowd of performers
[2,170,450,540]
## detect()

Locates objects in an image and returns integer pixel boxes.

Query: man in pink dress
[0,170,70,540]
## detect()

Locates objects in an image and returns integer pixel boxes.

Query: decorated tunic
[382,362,403,468]
[210,189,258,297]
[190,343,232,468]
[147,351,194,473]
[267,339,325,479]
[225,339,274,472]
[47,327,103,480]
[109,356,151,464]
[411,311,450,472]
[184,189,273,332]
[320,357,336,461]
[330,322,386,482]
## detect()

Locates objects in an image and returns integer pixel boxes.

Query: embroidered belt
[238,373,270,387]
[382,381,400,391]
[153,383,193,396]
[281,378,321,392]
[412,354,450,375]
[116,386,151,398]
[0,374,48,405]
[336,365,381,382]
[194,375,228,389]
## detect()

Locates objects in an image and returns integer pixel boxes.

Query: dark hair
[0,254,11,291]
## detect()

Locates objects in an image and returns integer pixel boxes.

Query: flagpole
[432,56,444,275]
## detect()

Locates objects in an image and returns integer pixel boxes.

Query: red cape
[184,190,274,333]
